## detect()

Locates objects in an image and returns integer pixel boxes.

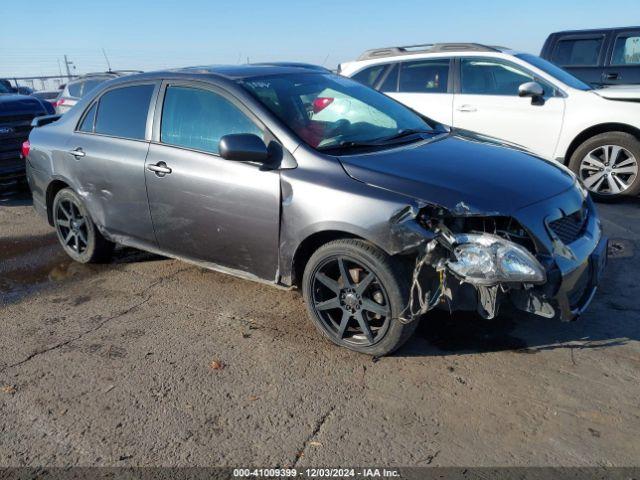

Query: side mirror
[219,134,269,162]
[518,81,544,100]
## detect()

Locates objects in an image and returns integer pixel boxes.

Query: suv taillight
[21,140,30,159]
[52,98,64,108]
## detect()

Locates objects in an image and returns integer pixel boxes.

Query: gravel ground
[0,192,638,468]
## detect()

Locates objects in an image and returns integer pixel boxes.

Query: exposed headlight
[447,233,546,285]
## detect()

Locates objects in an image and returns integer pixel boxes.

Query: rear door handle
[147,162,172,176]
[68,147,85,158]
[456,105,477,112]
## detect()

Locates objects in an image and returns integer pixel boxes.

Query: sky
[1,0,638,78]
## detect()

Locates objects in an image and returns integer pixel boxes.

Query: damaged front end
[398,196,607,324]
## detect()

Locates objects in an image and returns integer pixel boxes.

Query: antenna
[102,48,112,72]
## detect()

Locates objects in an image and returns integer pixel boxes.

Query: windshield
[0,82,12,94]
[240,73,433,150]
[515,53,592,91]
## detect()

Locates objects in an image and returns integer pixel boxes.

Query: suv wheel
[302,239,418,356]
[52,188,114,263]
[569,132,640,201]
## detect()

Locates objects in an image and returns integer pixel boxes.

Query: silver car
[25,65,607,356]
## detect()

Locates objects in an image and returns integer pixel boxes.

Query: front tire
[52,188,114,263]
[302,239,418,356]
[569,132,640,202]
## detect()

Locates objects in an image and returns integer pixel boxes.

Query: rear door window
[611,34,640,65]
[552,37,604,66]
[398,59,450,93]
[94,84,154,140]
[160,86,262,155]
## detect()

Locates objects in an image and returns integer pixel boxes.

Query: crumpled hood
[0,93,48,114]
[338,133,576,215]
[593,85,640,100]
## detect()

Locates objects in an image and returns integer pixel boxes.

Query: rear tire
[302,239,418,356]
[52,188,114,263]
[568,132,640,202]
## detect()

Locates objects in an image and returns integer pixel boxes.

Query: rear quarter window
[78,102,97,132]
[351,65,386,87]
[94,84,155,140]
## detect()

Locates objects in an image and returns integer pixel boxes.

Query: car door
[144,82,281,281]
[70,83,158,243]
[605,29,640,85]
[452,57,565,159]
[383,58,454,125]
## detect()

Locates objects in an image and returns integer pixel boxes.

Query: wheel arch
[290,230,372,288]
[45,177,72,226]
[563,123,640,165]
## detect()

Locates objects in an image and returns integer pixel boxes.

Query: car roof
[549,26,640,35]
[341,48,523,73]
[103,64,329,86]
[355,43,513,61]
[178,64,329,78]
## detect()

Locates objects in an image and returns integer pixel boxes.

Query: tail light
[21,140,30,159]
[52,98,65,108]
[312,97,334,114]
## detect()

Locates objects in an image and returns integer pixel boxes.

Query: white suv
[339,43,640,200]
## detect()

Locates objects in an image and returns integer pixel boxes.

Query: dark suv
[25,66,607,356]
[541,27,640,87]
[0,81,54,194]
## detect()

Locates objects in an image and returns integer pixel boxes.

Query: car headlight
[447,233,546,285]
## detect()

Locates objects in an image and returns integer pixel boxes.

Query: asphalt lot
[0,191,639,467]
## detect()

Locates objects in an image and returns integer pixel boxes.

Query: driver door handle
[456,105,477,112]
[68,147,85,158]
[147,162,172,176]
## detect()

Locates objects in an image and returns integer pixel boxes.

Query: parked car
[0,81,54,194]
[31,90,61,106]
[25,66,607,356]
[541,27,640,87]
[340,43,640,200]
[0,79,14,92]
[0,80,36,96]
[55,71,142,114]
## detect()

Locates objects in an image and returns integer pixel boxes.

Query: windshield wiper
[318,129,432,152]
[317,140,380,152]
[374,128,432,143]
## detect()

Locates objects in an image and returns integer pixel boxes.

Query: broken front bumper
[419,185,608,323]
[512,233,607,321]
[507,187,607,322]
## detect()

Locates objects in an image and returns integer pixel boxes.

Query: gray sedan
[25,65,607,356]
